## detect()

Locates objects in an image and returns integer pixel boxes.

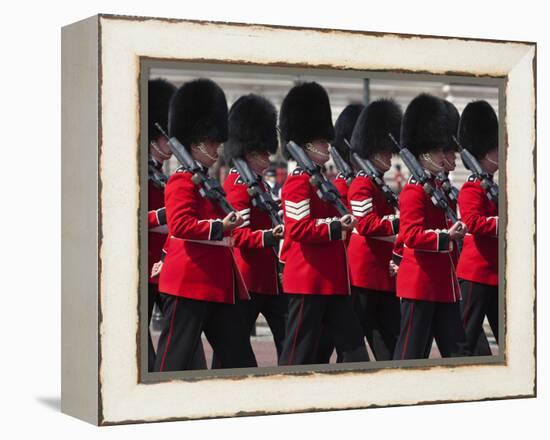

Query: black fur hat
[351,99,403,159]
[401,93,448,156]
[458,100,498,159]
[168,78,228,150]
[279,81,335,158]
[443,100,460,152]
[333,104,364,165]
[148,79,176,143]
[224,94,278,162]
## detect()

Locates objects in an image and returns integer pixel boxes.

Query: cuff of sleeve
[437,231,451,252]
[210,220,224,241]
[392,252,402,266]
[262,230,278,247]
[329,220,343,241]
[157,207,167,226]
[160,249,167,262]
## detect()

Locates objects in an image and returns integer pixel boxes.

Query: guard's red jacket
[396,176,461,303]
[224,169,280,296]
[348,171,399,292]
[280,167,350,295]
[456,175,498,286]
[148,180,168,284]
[158,168,249,303]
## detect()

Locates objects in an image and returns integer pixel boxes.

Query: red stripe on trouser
[462,282,473,328]
[400,302,415,360]
[288,296,305,365]
[159,299,178,372]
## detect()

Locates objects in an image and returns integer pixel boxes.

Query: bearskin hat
[333,103,364,165]
[351,99,403,159]
[168,78,228,150]
[223,94,278,162]
[148,79,176,143]
[443,100,460,152]
[401,93,449,157]
[458,100,498,159]
[279,81,335,159]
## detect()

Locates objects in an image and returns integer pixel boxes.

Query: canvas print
[144,65,500,374]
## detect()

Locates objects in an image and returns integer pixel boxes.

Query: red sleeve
[148,207,167,230]
[399,184,452,252]
[225,175,276,248]
[165,172,224,241]
[458,182,498,237]
[349,178,398,237]
[282,173,342,243]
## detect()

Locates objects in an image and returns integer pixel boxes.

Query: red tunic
[280,168,350,295]
[348,171,398,293]
[148,181,167,284]
[224,169,280,296]
[456,175,498,286]
[158,169,249,303]
[396,176,461,303]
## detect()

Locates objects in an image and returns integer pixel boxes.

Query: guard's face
[443,150,457,171]
[481,147,499,173]
[419,148,446,174]
[191,140,222,168]
[245,151,271,175]
[150,136,173,162]
[372,150,392,173]
[305,139,330,166]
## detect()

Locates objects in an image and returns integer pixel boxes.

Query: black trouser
[460,280,498,355]
[279,294,369,366]
[211,292,288,367]
[393,298,468,360]
[352,286,401,361]
[148,284,207,371]
[153,294,257,372]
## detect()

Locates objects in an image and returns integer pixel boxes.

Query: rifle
[387,133,459,225]
[452,136,499,202]
[343,139,399,209]
[285,140,350,217]
[148,156,168,189]
[154,123,235,216]
[328,145,354,185]
[436,171,459,202]
[231,157,283,226]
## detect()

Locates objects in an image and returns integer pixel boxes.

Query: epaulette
[176,166,190,174]
[467,174,480,183]
[408,175,419,185]
[291,167,305,176]
[356,170,367,178]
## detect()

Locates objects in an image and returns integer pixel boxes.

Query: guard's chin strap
[373,154,391,170]
[422,153,444,171]
[194,142,217,161]
[305,143,330,160]
[150,141,172,161]
[485,155,498,166]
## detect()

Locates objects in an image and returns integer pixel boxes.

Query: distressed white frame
[62,14,536,425]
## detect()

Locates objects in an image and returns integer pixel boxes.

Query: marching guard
[278,82,369,365]
[154,78,257,371]
[347,99,403,360]
[393,94,468,360]
[456,100,499,355]
[222,94,287,361]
